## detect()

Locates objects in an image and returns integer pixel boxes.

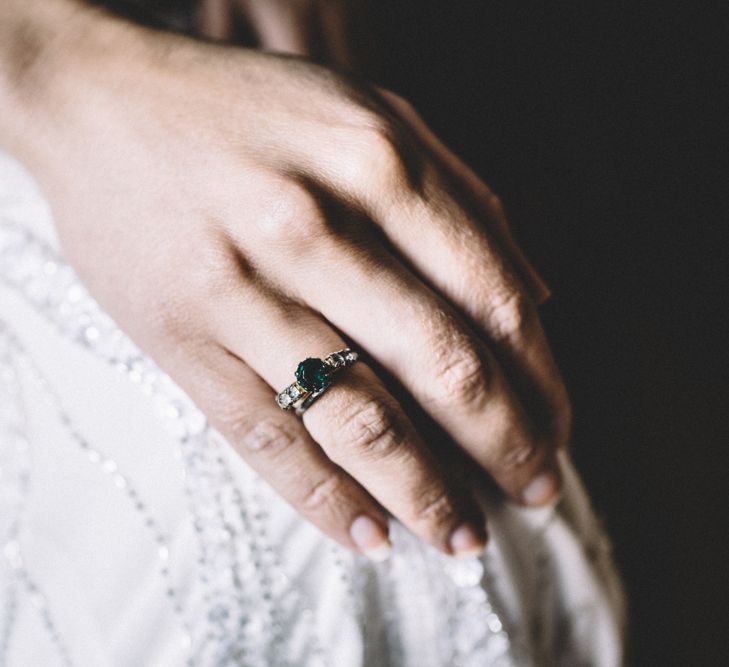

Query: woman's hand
[0,0,571,559]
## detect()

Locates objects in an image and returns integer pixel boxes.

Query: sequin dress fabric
[0,151,626,666]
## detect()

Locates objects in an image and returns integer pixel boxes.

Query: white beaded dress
[0,150,626,666]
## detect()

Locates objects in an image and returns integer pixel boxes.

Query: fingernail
[522,470,561,506]
[449,523,487,557]
[350,515,392,562]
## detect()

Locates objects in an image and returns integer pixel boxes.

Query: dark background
[364,2,726,664]
[102,1,728,663]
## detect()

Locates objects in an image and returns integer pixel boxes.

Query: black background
[363,2,727,664]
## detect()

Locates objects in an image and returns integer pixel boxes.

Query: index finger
[379,181,572,450]
[377,88,552,305]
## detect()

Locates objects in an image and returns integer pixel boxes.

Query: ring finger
[206,274,489,556]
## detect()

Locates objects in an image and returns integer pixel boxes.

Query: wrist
[0,0,134,163]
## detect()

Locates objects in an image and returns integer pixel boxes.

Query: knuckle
[413,489,458,528]
[256,183,328,244]
[348,122,411,190]
[430,338,492,410]
[341,397,404,459]
[473,411,541,471]
[486,292,535,344]
[299,474,346,513]
[498,441,539,471]
[292,210,330,243]
[226,416,299,457]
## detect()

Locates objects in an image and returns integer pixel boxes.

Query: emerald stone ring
[276,348,359,415]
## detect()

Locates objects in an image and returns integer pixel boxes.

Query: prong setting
[275,349,358,414]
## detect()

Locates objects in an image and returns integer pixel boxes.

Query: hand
[0,0,571,559]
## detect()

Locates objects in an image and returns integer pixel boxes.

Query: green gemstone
[295,358,331,392]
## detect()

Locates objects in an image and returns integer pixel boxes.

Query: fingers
[388,180,572,451]
[377,92,572,448]
[302,96,571,455]
[376,87,552,305]
[266,228,561,506]
[164,340,397,560]
[380,184,571,454]
[206,277,488,555]
[304,362,488,555]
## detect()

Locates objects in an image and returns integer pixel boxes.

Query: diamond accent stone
[277,393,293,409]
[287,385,303,400]
[325,352,345,369]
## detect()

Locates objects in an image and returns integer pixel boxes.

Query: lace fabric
[0,151,626,666]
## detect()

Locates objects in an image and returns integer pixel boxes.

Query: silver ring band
[276,348,358,415]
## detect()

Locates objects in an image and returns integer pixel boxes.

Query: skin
[202,0,365,68]
[0,0,571,560]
